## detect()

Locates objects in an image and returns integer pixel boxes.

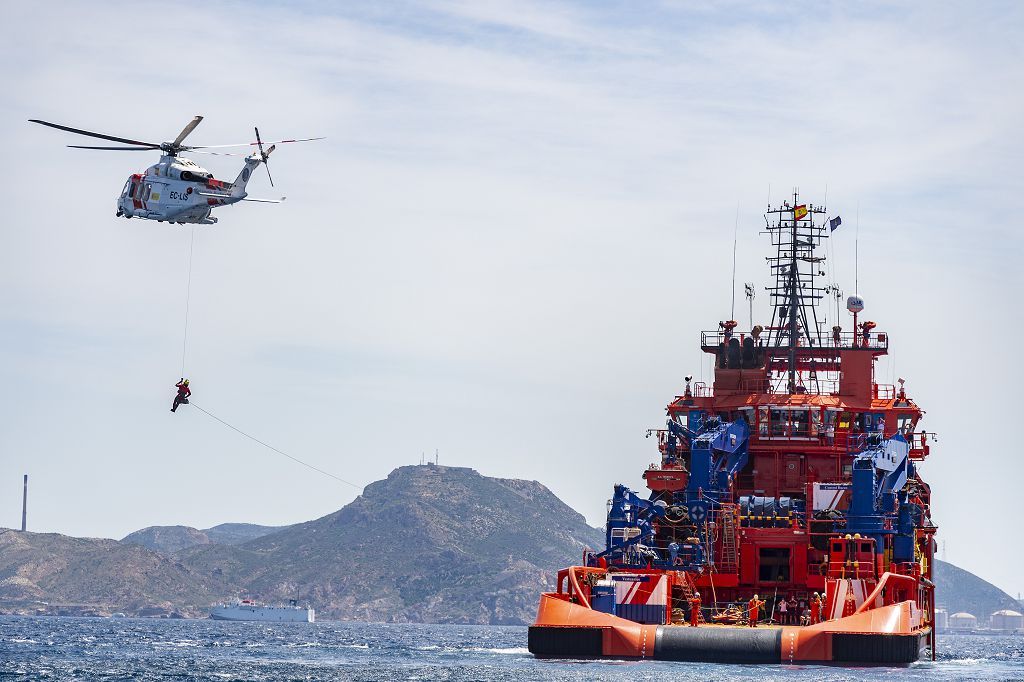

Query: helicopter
[29,116,323,225]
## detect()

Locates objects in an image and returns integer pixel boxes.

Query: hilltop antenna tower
[21,474,27,532]
[764,190,829,392]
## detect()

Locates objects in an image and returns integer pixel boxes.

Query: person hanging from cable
[171,378,191,413]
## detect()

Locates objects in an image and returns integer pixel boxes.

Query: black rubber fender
[654,625,781,663]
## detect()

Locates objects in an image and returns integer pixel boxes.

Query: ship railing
[701,329,888,351]
[873,384,896,400]
[907,431,934,453]
[806,562,830,578]
[675,381,713,399]
[757,376,836,396]
[846,433,868,452]
[854,572,926,615]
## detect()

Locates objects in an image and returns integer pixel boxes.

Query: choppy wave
[2,615,1022,681]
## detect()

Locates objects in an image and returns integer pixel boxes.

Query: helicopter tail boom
[230,144,276,198]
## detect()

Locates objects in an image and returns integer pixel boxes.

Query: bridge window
[761,408,817,439]
[770,408,788,436]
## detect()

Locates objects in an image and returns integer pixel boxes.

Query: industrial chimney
[21,474,27,532]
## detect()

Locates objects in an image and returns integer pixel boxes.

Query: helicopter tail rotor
[254,127,275,187]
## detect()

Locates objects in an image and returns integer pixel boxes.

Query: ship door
[783,454,802,489]
[127,174,144,209]
[758,546,791,584]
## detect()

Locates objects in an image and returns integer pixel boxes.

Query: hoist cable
[189,401,362,491]
[181,227,196,376]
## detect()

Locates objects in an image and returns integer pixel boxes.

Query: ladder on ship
[673,571,706,624]
[718,503,740,575]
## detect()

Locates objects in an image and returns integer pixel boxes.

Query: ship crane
[596,417,750,573]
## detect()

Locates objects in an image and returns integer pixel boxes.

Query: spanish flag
[794,205,808,221]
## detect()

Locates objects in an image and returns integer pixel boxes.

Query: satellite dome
[847,295,865,313]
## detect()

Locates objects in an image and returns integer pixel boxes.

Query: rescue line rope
[189,401,362,491]
[181,227,196,376]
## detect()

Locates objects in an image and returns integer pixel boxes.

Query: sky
[1,1,1022,599]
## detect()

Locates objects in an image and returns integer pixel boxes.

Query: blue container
[591,585,616,615]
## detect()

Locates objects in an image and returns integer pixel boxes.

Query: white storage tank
[990,609,1024,632]
[934,608,948,632]
[949,612,977,632]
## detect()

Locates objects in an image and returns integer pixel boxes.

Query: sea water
[1,615,1022,681]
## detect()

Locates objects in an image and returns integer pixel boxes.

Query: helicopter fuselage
[117,153,257,225]
[30,116,308,224]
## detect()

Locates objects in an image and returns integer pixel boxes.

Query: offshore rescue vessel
[529,194,937,664]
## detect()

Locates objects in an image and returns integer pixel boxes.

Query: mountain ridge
[0,465,1016,624]
[121,522,285,554]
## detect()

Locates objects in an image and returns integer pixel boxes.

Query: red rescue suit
[172,380,191,413]
[810,597,821,624]
[748,598,763,627]
[689,594,701,627]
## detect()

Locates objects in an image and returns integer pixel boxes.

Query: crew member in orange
[748,594,764,627]
[689,592,702,627]
[810,592,822,625]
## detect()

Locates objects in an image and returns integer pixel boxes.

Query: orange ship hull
[529,591,930,664]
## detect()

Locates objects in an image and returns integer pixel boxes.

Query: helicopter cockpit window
[121,180,131,198]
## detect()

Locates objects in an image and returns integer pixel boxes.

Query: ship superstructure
[529,193,937,664]
[210,599,315,623]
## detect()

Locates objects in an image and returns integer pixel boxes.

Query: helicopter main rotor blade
[186,149,246,157]
[172,115,204,146]
[67,145,160,151]
[189,136,325,149]
[28,119,159,147]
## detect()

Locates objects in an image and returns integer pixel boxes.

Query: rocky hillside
[121,523,283,554]
[934,559,1020,620]
[0,465,602,623]
[2,466,1018,626]
[0,529,224,617]
[180,464,604,624]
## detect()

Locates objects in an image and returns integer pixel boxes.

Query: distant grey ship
[210,599,314,623]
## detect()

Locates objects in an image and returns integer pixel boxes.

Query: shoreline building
[949,612,978,633]
[990,609,1023,633]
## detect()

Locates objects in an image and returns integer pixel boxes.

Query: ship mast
[764,190,828,393]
